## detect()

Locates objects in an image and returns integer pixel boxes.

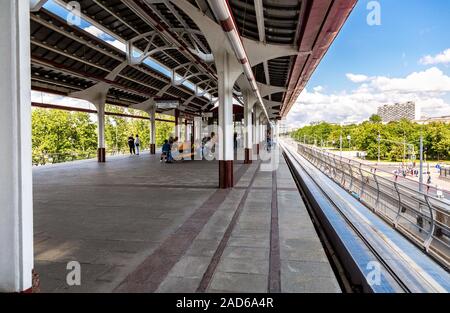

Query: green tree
[32,106,177,164]
[291,118,450,162]
[369,114,382,123]
[32,108,97,164]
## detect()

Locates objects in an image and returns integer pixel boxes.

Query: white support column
[175,109,181,139]
[217,51,239,188]
[260,116,264,143]
[275,120,280,143]
[150,105,156,154]
[261,121,264,146]
[243,90,254,164]
[255,108,260,156]
[0,0,34,293]
[194,116,202,143]
[263,117,266,143]
[94,101,106,162]
[194,116,202,160]
[262,120,266,144]
[185,120,190,143]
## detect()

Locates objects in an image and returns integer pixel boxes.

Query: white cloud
[31,91,95,110]
[83,25,104,38]
[370,67,450,93]
[107,39,126,52]
[313,86,323,93]
[346,73,369,83]
[286,67,450,128]
[83,25,126,52]
[420,48,450,65]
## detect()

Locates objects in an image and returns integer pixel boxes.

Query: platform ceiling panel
[31,0,356,118]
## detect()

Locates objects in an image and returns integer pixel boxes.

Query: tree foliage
[291,118,450,161]
[32,106,176,164]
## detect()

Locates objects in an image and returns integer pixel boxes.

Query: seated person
[160,140,172,163]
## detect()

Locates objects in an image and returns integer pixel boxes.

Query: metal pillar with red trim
[217,51,239,189]
[174,109,181,139]
[96,101,106,163]
[0,0,34,293]
[150,105,156,154]
[243,89,256,164]
[254,108,261,157]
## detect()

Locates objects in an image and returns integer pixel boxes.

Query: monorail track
[281,141,450,293]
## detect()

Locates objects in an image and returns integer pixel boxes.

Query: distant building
[377,101,421,123]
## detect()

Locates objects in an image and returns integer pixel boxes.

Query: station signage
[156,99,179,109]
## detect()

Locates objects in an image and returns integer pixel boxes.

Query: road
[323,148,450,201]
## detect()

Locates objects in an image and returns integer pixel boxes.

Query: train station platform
[33,149,340,293]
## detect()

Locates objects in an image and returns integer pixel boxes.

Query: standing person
[128,135,135,155]
[135,134,140,155]
[210,132,216,154]
[266,133,272,152]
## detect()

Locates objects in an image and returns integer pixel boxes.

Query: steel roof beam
[147,0,210,54]
[31,34,210,106]
[254,0,265,43]
[92,0,181,66]
[30,0,48,12]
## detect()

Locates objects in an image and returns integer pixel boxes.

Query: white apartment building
[377,101,421,123]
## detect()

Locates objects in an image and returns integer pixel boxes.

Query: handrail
[32,148,150,166]
[292,141,449,268]
[303,143,449,209]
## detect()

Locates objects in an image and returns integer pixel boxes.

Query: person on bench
[160,140,172,163]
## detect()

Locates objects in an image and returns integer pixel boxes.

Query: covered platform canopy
[28,0,357,169]
[0,0,356,292]
[30,0,356,117]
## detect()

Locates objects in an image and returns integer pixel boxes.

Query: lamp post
[403,135,407,168]
[110,118,118,153]
[377,131,381,165]
[347,135,351,151]
[419,134,424,192]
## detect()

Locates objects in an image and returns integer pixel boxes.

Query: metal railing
[32,149,149,166]
[442,167,450,181]
[295,143,450,268]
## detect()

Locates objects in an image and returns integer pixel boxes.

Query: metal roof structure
[30,0,357,119]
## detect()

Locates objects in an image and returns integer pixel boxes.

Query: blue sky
[286,0,450,127]
[309,0,450,91]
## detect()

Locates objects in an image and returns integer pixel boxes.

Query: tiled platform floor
[33,148,340,293]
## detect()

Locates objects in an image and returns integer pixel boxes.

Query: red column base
[244,148,252,164]
[219,160,234,189]
[22,269,40,293]
[150,144,156,155]
[97,148,106,163]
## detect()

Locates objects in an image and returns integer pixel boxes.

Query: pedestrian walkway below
[33,149,340,293]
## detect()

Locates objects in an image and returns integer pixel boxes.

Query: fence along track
[295,142,450,270]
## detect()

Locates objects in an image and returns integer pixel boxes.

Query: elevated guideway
[281,139,450,293]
